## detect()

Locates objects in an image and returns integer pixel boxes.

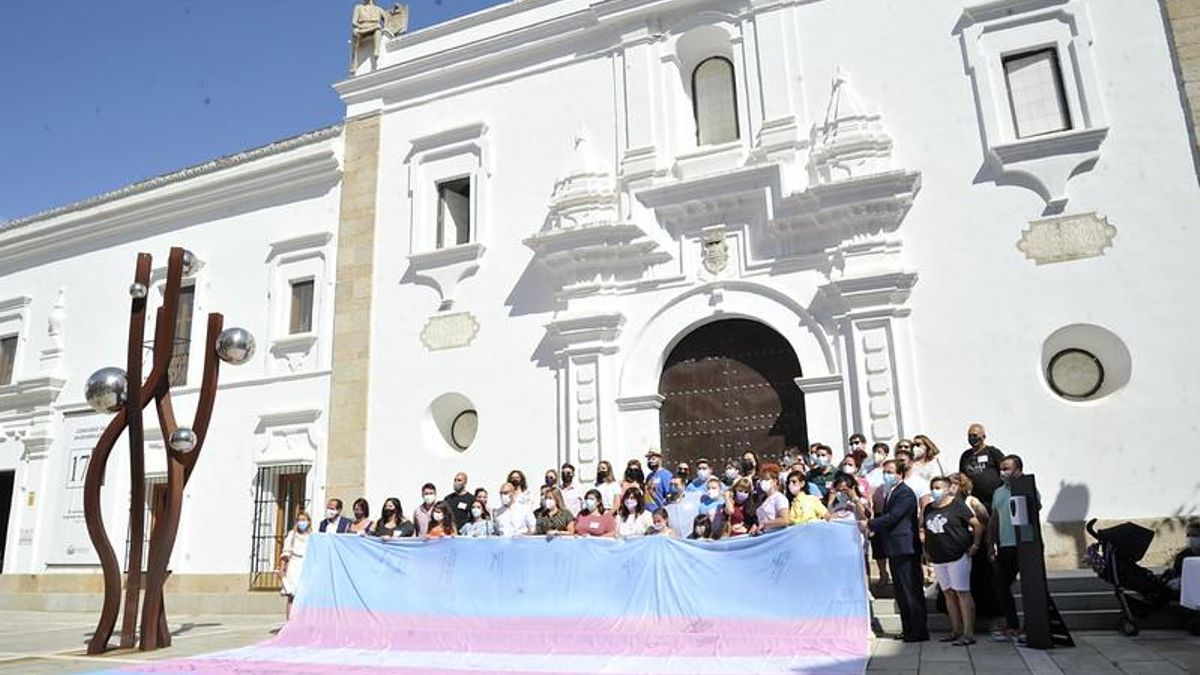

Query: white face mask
[913,445,926,459]
[500,494,512,506]
[584,497,598,511]
[325,508,338,519]
[624,498,639,510]
[696,469,711,481]
[432,511,444,522]
[543,498,556,511]
[471,507,483,518]
[706,488,721,499]
[840,465,855,474]
[297,521,310,532]
[759,479,773,493]
[422,494,436,506]
[694,526,706,537]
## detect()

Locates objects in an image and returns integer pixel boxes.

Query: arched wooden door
[658,319,807,470]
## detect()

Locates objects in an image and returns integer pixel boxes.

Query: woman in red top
[573,488,617,538]
[726,476,758,537]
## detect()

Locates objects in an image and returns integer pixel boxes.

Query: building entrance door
[658,319,806,472]
[0,471,13,572]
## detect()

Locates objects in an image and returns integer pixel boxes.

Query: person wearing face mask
[805,444,839,498]
[787,471,827,525]
[595,460,621,510]
[372,497,415,538]
[574,488,616,538]
[474,488,490,513]
[319,498,352,533]
[688,514,715,541]
[506,469,535,511]
[838,456,872,501]
[726,477,758,537]
[535,486,574,536]
[650,508,676,537]
[958,423,1005,510]
[922,477,982,645]
[721,462,740,488]
[911,434,946,483]
[644,449,673,513]
[948,473,1000,625]
[751,467,790,535]
[826,474,869,534]
[425,502,457,538]
[987,454,1034,642]
[349,497,373,534]
[279,512,312,620]
[413,483,438,536]
[459,498,495,538]
[865,442,890,490]
[686,459,714,493]
[621,460,646,496]
[868,460,928,643]
[443,471,476,531]
[493,481,536,537]
[892,447,931,510]
[847,433,867,460]
[558,463,584,516]
[740,451,760,487]
[698,477,728,537]
[617,486,654,538]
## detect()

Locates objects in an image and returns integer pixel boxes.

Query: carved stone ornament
[420,312,480,351]
[701,229,729,275]
[1017,212,1116,265]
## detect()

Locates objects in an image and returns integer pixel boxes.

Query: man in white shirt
[894,446,931,508]
[559,463,584,516]
[493,481,535,537]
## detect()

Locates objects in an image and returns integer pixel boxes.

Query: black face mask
[626,468,645,484]
[741,460,756,474]
[509,478,522,488]
[647,460,660,470]
[597,468,609,478]
[382,508,396,518]
[968,433,982,447]
[562,473,574,485]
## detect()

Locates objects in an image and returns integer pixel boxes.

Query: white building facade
[1,0,1198,583]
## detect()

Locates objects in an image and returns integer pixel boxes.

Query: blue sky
[0,1,507,221]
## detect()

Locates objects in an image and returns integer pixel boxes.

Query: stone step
[0,574,285,615]
[870,589,1129,615]
[873,608,1180,635]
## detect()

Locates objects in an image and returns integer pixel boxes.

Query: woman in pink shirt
[752,467,790,535]
[573,488,617,538]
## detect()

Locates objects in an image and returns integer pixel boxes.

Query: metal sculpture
[82,247,254,653]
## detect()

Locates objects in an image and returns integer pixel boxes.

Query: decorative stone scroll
[420,312,480,351]
[1017,212,1116,265]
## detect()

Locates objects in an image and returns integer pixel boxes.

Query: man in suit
[319,498,353,533]
[868,459,929,642]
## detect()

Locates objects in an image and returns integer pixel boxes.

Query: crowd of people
[277,422,1194,645]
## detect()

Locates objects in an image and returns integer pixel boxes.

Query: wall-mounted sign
[420,312,480,351]
[1017,212,1116,265]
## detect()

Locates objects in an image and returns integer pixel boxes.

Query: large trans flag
[95,522,869,674]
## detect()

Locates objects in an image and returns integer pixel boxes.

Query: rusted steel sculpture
[82,247,254,653]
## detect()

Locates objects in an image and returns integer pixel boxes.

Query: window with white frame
[1003,48,1071,139]
[436,177,472,248]
[168,284,195,387]
[692,57,739,146]
[266,232,331,375]
[0,335,16,386]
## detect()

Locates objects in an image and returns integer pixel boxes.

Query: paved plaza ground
[0,610,1195,674]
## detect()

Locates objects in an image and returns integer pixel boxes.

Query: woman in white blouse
[616,486,654,538]
[279,512,312,620]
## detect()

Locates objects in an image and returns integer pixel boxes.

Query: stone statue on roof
[350,0,406,74]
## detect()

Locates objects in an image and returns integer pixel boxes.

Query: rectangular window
[168,286,195,387]
[289,280,314,334]
[1003,48,1071,139]
[436,177,472,249]
[0,335,16,386]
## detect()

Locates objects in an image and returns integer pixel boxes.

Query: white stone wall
[0,131,342,574]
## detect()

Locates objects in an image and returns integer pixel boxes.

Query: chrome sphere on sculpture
[215,327,255,365]
[180,249,203,277]
[128,282,148,299]
[85,367,129,414]
[169,428,198,454]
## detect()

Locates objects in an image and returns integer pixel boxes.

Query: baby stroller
[1085,519,1171,636]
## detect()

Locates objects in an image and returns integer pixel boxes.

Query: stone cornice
[1,126,342,263]
[0,375,66,413]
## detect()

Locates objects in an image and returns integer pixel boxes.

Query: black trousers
[889,554,928,639]
[994,546,1021,630]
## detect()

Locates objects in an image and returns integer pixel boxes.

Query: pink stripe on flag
[269,607,866,658]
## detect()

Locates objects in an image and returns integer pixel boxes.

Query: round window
[450,410,478,450]
[1046,348,1104,400]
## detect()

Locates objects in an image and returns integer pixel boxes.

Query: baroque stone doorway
[657,319,807,472]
